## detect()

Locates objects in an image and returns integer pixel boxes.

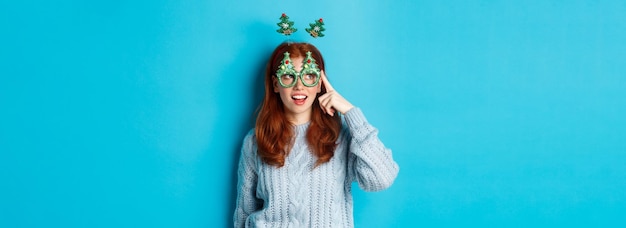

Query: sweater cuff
[344,107,368,129]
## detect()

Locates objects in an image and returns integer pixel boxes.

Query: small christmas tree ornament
[276,13,297,36]
[305,18,325,38]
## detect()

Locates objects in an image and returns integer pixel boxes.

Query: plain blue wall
[1,0,625,227]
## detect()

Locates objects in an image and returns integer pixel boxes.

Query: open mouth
[291,95,307,105]
[292,95,307,100]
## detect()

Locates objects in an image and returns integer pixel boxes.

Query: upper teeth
[292,95,306,99]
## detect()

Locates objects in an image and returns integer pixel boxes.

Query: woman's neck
[286,110,312,125]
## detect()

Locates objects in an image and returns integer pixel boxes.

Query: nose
[293,76,305,90]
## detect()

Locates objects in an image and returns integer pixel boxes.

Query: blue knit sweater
[233,108,399,227]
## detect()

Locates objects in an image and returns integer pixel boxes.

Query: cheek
[277,88,291,101]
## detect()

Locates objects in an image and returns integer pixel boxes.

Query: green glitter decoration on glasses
[275,51,321,88]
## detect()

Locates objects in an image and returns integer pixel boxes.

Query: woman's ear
[272,77,279,93]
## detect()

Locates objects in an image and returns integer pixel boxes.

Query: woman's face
[273,56,322,124]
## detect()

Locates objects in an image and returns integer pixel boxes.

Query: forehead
[290,56,304,62]
[291,56,304,70]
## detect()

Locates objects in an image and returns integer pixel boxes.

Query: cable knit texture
[233,108,399,228]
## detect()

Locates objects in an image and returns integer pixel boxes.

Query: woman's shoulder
[237,128,256,152]
[243,128,257,144]
[245,128,255,137]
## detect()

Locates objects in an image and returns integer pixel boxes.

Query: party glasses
[275,51,321,88]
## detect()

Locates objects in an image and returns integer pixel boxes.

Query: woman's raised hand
[318,71,354,116]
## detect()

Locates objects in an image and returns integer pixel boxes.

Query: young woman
[234,42,399,227]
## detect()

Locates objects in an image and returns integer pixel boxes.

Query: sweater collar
[294,121,310,137]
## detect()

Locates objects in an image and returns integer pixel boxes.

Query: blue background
[1,0,625,227]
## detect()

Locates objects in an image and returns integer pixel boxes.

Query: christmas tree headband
[276,13,326,38]
[275,13,324,88]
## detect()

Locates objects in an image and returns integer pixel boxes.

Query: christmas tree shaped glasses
[276,51,321,88]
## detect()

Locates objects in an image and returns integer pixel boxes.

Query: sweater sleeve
[233,130,262,228]
[344,107,399,192]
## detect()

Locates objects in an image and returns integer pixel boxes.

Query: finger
[318,95,334,116]
[318,95,329,111]
[323,97,335,116]
[319,100,327,114]
[320,71,335,92]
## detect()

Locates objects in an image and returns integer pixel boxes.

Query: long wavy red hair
[255,42,342,167]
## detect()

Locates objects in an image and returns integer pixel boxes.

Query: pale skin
[273,56,354,125]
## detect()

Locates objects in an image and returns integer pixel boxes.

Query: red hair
[255,42,342,167]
